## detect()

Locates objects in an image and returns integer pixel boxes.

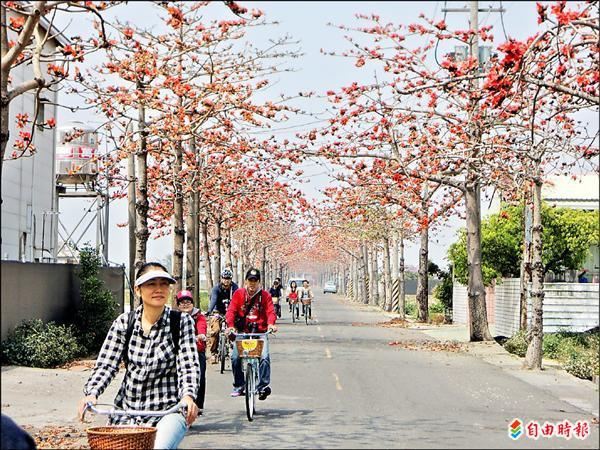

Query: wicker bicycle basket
[86,425,157,450]
[301,298,312,305]
[236,338,264,358]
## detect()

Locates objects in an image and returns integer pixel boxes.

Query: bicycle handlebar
[83,401,184,422]
[231,329,274,338]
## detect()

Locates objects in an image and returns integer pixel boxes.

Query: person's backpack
[121,309,182,365]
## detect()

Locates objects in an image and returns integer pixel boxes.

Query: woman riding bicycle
[77,262,200,450]
[286,280,299,319]
[176,289,207,414]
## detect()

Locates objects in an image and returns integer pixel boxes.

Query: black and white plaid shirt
[83,305,199,426]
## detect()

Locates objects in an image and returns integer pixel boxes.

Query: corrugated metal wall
[494,279,521,336]
[453,278,599,336]
[537,283,599,333]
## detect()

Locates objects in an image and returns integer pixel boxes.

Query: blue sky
[55,1,571,269]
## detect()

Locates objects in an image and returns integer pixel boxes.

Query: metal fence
[453,278,599,336]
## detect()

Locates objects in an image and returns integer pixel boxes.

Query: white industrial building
[1,16,70,263]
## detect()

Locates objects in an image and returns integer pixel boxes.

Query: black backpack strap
[122,310,136,365]
[170,310,182,356]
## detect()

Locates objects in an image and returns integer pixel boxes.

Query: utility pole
[442,1,505,68]
[443,0,504,341]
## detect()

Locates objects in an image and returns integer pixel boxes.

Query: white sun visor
[135,270,176,287]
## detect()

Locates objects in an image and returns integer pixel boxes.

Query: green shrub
[74,247,119,355]
[563,349,599,380]
[404,301,417,317]
[504,330,528,357]
[429,302,445,314]
[1,319,80,368]
[432,272,453,311]
[542,333,563,360]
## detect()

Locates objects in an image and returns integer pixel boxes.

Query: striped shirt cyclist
[83,305,200,426]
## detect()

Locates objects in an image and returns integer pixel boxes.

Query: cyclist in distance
[298,279,314,318]
[269,277,283,318]
[287,280,299,319]
[226,268,277,399]
[207,268,238,364]
[77,262,199,450]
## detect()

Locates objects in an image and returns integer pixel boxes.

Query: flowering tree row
[298,1,598,368]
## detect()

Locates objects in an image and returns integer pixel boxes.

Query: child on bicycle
[78,262,200,450]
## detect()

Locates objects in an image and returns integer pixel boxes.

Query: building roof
[542,175,599,202]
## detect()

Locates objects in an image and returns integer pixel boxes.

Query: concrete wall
[1,261,124,340]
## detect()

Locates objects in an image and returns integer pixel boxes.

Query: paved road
[183,294,599,449]
[1,293,598,449]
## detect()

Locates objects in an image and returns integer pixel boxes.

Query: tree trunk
[127,134,136,309]
[369,243,377,305]
[519,186,533,331]
[213,218,222,285]
[226,227,234,269]
[201,218,213,291]
[524,179,544,369]
[134,97,149,274]
[360,240,369,304]
[172,139,185,292]
[465,182,493,341]
[352,256,359,302]
[383,235,392,312]
[185,201,195,292]
[416,224,429,322]
[261,246,267,284]
[398,232,406,318]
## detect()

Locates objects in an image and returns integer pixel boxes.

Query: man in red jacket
[226,268,277,399]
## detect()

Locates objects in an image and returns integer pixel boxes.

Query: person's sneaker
[258,386,271,401]
[230,387,244,397]
[210,356,218,364]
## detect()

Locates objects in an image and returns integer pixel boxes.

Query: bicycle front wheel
[292,305,296,323]
[305,305,310,325]
[219,338,227,374]
[245,362,255,421]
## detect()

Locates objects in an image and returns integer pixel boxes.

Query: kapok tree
[310,9,540,340]
[487,0,599,369]
[330,149,462,320]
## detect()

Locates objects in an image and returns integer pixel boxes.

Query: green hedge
[1,319,80,368]
[504,329,600,380]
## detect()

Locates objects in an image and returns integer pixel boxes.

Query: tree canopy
[448,204,599,285]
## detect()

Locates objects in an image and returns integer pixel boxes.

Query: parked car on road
[323,281,337,294]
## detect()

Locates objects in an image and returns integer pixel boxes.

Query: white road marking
[332,373,342,391]
[317,326,322,332]
[325,348,332,359]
